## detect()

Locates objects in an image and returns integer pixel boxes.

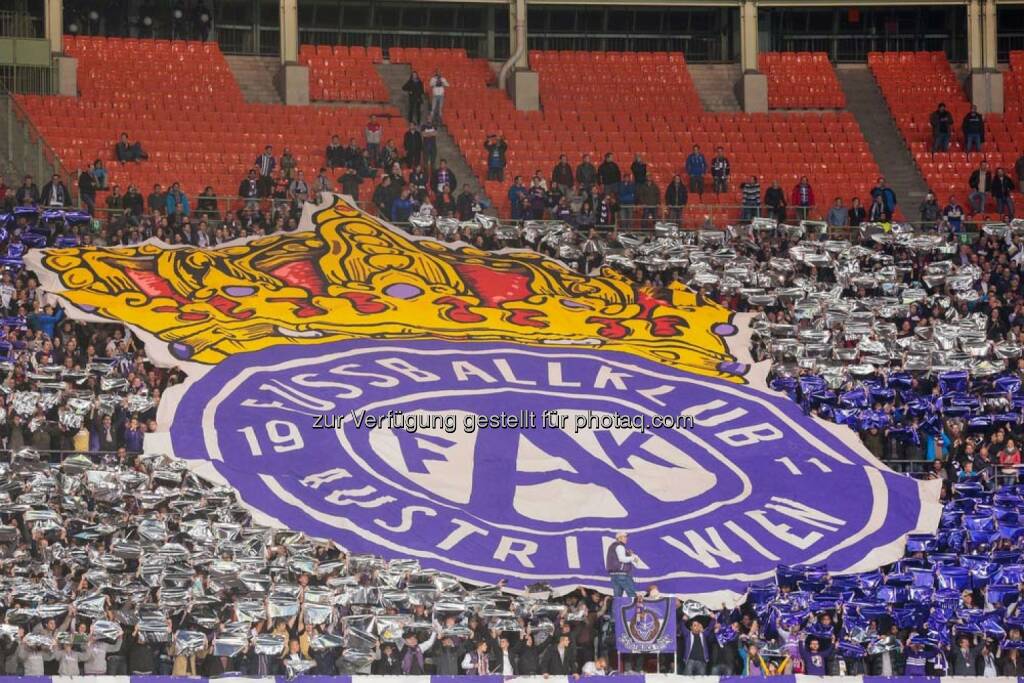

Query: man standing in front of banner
[679,619,713,675]
[606,531,640,597]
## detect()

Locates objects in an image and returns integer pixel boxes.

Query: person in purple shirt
[799,636,834,676]
[902,640,929,676]
[123,416,145,453]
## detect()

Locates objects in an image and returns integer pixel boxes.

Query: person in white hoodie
[428,70,449,123]
[81,632,122,675]
[17,632,55,676]
[56,642,86,676]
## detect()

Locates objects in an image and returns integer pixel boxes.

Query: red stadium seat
[18,36,404,198]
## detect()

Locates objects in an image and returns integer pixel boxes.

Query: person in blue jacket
[685,144,707,198]
[165,182,191,221]
[28,302,63,338]
[390,188,416,223]
[508,176,528,220]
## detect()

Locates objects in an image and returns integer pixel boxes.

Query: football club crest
[27,194,941,602]
[616,597,676,653]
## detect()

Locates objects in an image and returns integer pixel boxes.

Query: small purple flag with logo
[615,597,676,653]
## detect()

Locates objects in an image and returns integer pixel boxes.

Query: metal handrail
[80,194,974,234]
[2,87,76,197]
[886,458,1022,485]
[0,448,121,464]
[0,10,41,39]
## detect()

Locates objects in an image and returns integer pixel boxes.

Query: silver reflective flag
[173,630,208,656]
[254,633,286,655]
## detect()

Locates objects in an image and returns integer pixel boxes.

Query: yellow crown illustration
[29,196,745,381]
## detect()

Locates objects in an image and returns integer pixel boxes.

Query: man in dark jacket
[402,71,425,124]
[430,636,465,676]
[514,634,542,675]
[711,146,730,195]
[371,643,402,675]
[678,620,714,675]
[962,104,985,153]
[147,183,166,215]
[78,167,96,214]
[630,153,648,186]
[918,192,941,226]
[402,125,422,169]
[341,137,362,167]
[15,175,38,206]
[325,135,345,169]
[597,152,622,197]
[575,154,597,197]
[494,636,520,676]
[238,170,260,208]
[949,635,985,676]
[969,160,993,214]
[339,167,362,201]
[484,134,508,182]
[115,132,147,163]
[764,180,787,222]
[541,634,576,675]
[711,629,740,675]
[254,145,276,197]
[124,184,145,218]
[40,174,69,207]
[552,154,574,193]
[665,174,688,221]
[637,178,660,227]
[930,103,954,153]
[431,159,457,195]
[993,166,1016,217]
[373,176,396,217]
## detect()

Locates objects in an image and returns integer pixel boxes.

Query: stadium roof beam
[739,0,767,112]
[276,0,310,105]
[971,0,1003,111]
[43,0,60,54]
[44,0,75,96]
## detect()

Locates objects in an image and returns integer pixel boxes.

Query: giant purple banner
[161,338,939,601]
[28,194,941,602]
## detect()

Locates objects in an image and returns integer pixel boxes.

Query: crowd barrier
[79,195,965,235]
[0,676,1014,683]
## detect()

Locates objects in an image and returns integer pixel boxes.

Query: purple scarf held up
[402,645,424,674]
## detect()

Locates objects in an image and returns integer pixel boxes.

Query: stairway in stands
[225,56,284,104]
[689,64,742,112]
[837,65,929,215]
[376,62,488,204]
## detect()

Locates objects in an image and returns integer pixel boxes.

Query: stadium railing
[0,449,121,464]
[83,198,969,235]
[1,87,70,185]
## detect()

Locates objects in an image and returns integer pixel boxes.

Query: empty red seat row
[15,37,403,197]
[759,52,846,110]
[298,44,389,102]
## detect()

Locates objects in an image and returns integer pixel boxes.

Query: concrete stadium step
[837,64,929,212]
[376,62,489,206]
[689,64,742,112]
[225,55,283,104]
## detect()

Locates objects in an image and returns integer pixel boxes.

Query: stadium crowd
[21,106,1024,231]
[0,165,1023,677]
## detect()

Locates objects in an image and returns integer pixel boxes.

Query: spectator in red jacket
[791,176,815,221]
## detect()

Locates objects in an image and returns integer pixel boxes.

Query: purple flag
[615,597,676,653]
